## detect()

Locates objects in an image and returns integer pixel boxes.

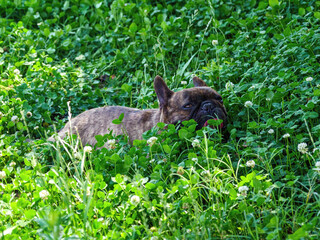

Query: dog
[49,76,227,146]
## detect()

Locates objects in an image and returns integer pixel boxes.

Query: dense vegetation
[1,0,320,239]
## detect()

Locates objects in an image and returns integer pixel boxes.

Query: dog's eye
[183,103,193,109]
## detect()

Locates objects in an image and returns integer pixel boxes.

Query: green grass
[1,0,320,239]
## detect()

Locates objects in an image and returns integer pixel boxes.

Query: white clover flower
[34,126,39,130]
[14,69,20,75]
[130,195,140,206]
[84,146,92,153]
[73,150,82,159]
[201,170,210,178]
[246,160,255,168]
[192,139,201,148]
[192,158,198,162]
[212,40,218,45]
[225,81,234,91]
[26,112,32,118]
[306,77,313,82]
[9,162,16,167]
[107,139,117,150]
[75,54,86,61]
[268,129,274,134]
[298,142,308,154]
[238,186,249,196]
[0,171,6,179]
[0,111,3,119]
[181,81,187,85]
[147,137,158,147]
[39,190,50,200]
[283,133,290,138]
[244,101,253,108]
[11,115,19,123]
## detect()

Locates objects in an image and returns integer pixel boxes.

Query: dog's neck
[141,109,162,130]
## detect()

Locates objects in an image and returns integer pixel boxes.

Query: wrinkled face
[164,87,227,130]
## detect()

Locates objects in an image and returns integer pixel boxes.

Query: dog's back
[49,106,159,146]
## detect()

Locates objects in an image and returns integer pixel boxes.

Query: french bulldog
[49,76,227,146]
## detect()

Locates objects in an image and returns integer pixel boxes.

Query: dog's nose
[201,101,214,111]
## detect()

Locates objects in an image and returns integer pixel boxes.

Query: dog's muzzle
[197,101,227,129]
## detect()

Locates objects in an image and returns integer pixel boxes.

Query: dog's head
[154,76,227,131]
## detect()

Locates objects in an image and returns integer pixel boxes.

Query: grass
[0,0,320,239]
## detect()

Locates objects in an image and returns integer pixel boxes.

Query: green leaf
[207,119,223,127]
[157,122,165,128]
[62,38,71,47]
[252,178,262,191]
[47,48,55,54]
[228,185,237,200]
[112,113,124,125]
[163,145,171,153]
[99,181,107,190]
[129,22,138,33]
[156,53,164,60]
[95,24,104,31]
[314,12,320,19]
[97,191,105,198]
[121,83,132,92]
[8,121,15,128]
[274,34,284,40]
[111,153,121,163]
[20,172,31,181]
[126,218,134,224]
[43,28,50,37]
[298,8,305,16]
[62,1,69,11]
[258,1,268,9]
[115,174,123,183]
[248,121,257,128]
[145,182,156,190]
[178,128,189,139]
[16,122,23,130]
[304,111,319,119]
[269,0,279,7]
[288,227,308,240]
[25,209,36,220]
[161,21,168,31]
[266,91,274,99]
[314,89,320,96]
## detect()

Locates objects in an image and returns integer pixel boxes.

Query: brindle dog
[49,76,227,146]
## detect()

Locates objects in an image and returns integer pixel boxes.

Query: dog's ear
[154,76,173,108]
[193,76,208,87]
